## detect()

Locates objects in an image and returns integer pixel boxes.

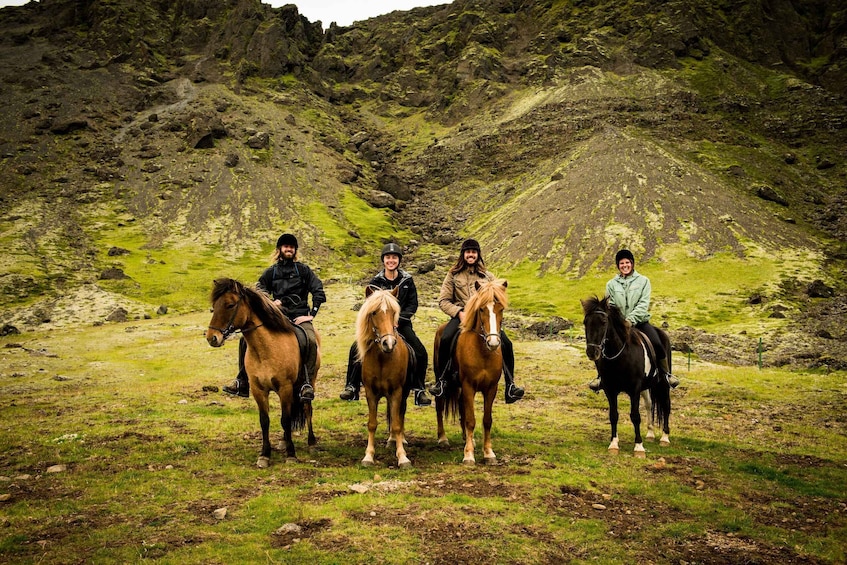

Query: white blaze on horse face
[485,302,501,349]
[377,302,397,352]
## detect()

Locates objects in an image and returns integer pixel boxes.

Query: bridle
[208,294,263,342]
[473,302,502,345]
[586,309,626,360]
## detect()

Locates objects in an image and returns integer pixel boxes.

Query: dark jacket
[370,269,418,325]
[257,259,326,319]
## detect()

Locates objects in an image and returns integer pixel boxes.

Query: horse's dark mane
[582,295,632,341]
[212,278,295,333]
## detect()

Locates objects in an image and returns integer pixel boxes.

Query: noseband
[208,295,241,341]
[586,310,626,360]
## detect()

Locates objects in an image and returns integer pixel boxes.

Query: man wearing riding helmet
[339,243,432,407]
[588,248,679,392]
[429,238,525,404]
[223,233,325,401]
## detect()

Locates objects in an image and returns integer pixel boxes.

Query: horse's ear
[474,280,482,291]
[391,285,400,297]
[501,280,508,289]
[365,286,375,298]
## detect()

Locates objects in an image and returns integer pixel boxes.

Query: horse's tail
[444,375,461,421]
[651,339,672,429]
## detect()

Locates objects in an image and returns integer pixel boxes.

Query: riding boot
[503,364,525,404]
[339,362,361,401]
[413,369,431,407]
[660,358,679,389]
[588,374,602,393]
[223,338,250,397]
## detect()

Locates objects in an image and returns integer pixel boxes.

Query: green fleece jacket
[605,269,652,325]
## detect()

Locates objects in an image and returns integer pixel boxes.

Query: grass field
[1,282,845,564]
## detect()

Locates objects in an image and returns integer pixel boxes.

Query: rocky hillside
[0,0,845,365]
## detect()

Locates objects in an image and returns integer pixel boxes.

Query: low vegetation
[0,285,844,564]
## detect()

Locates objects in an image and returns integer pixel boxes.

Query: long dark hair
[449,249,487,275]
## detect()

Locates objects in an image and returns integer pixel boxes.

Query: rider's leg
[429,317,460,397]
[500,331,524,403]
[223,337,249,397]
[339,342,361,401]
[298,321,317,401]
[399,323,431,406]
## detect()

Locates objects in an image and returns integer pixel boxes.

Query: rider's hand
[293,315,313,325]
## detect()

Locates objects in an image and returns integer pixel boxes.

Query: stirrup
[339,384,358,401]
[414,389,432,407]
[505,383,524,404]
[300,383,315,402]
[223,379,249,398]
[667,373,680,389]
[428,379,445,397]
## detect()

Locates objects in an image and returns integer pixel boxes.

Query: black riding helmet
[277,233,298,249]
[381,242,403,260]
[615,249,635,266]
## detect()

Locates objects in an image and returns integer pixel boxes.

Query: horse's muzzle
[485,335,501,351]
[585,345,601,361]
[378,335,397,353]
[206,331,225,347]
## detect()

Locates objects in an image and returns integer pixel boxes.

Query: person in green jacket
[588,249,679,392]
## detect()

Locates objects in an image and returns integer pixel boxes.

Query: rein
[587,310,626,360]
[208,295,264,341]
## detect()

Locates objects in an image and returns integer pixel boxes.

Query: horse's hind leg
[461,384,477,465]
[641,390,655,441]
[629,393,645,458]
[305,401,316,447]
[435,396,449,446]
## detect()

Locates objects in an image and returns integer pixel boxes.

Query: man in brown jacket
[429,238,525,403]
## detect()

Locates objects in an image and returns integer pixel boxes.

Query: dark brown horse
[355,286,411,468]
[206,278,320,467]
[434,279,508,465]
[581,296,670,456]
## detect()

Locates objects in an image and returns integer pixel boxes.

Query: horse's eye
[209,307,214,313]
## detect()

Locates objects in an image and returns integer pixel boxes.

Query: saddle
[398,334,417,390]
[633,329,660,384]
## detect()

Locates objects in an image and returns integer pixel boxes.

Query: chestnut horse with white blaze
[434,279,508,465]
[355,286,412,468]
[206,278,319,467]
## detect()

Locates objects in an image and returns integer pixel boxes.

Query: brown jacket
[439,268,494,318]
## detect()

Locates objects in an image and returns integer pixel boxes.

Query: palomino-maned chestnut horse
[355,286,412,468]
[434,279,509,465]
[581,296,671,457]
[206,278,320,467]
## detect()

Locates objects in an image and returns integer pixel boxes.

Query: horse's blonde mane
[355,288,401,362]
[460,279,508,332]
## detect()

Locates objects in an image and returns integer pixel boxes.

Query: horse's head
[464,279,508,351]
[206,278,248,347]
[581,296,609,361]
[357,286,401,356]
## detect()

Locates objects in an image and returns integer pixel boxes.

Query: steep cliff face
[0,0,845,351]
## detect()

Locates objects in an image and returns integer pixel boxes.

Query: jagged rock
[806,280,834,298]
[377,170,412,201]
[156,305,168,315]
[107,247,130,256]
[247,132,270,149]
[364,190,396,210]
[755,185,788,206]
[50,119,88,134]
[1,324,20,336]
[99,268,130,280]
[527,316,574,337]
[106,308,128,322]
[337,162,360,184]
[224,153,240,167]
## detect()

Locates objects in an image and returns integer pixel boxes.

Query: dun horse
[581,296,671,456]
[206,278,319,467]
[434,279,509,465]
[355,286,412,468]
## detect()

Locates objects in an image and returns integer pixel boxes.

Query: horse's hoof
[256,456,270,468]
[634,450,646,459]
[646,430,656,440]
[437,437,450,447]
[462,458,476,466]
[660,438,670,447]
[483,456,497,466]
[398,459,412,469]
[386,439,396,448]
[361,459,374,467]
[286,457,298,464]
[608,448,619,455]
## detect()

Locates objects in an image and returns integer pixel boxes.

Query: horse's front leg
[481,383,497,465]
[362,392,378,466]
[606,390,620,455]
[388,390,411,468]
[256,395,272,468]
[629,393,645,458]
[461,383,477,465]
